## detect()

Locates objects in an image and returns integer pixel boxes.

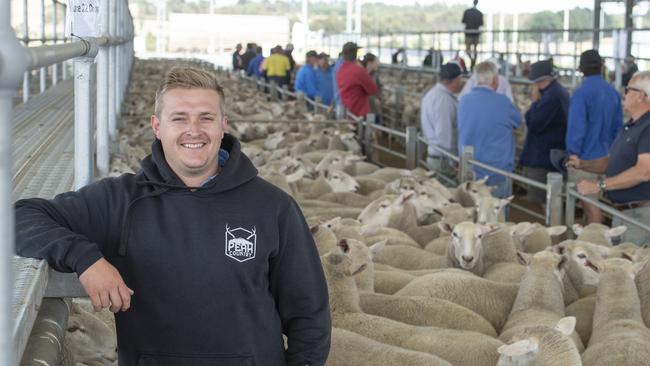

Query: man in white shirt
[421,63,463,176]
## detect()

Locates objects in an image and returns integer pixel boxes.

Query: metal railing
[2,0,134,363]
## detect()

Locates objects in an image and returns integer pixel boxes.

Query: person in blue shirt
[566,49,623,224]
[520,59,569,208]
[315,53,334,106]
[294,50,319,101]
[458,61,521,200]
[246,46,265,78]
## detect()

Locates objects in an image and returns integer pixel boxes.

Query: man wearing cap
[295,50,319,102]
[520,60,569,208]
[315,53,334,106]
[458,61,521,200]
[566,49,623,224]
[421,63,463,176]
[460,58,514,102]
[572,71,650,246]
[336,42,378,118]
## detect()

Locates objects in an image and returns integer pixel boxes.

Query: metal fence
[2,0,134,363]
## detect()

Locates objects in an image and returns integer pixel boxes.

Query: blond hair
[631,71,650,102]
[154,67,226,117]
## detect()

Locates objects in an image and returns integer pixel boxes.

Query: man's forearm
[604,165,650,191]
[580,156,609,174]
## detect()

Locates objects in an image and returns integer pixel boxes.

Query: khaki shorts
[568,167,602,200]
[522,166,548,204]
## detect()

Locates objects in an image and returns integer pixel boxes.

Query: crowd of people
[231,41,381,119]
[420,49,650,245]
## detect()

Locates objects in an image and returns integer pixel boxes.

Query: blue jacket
[520,79,569,170]
[315,66,334,106]
[294,64,318,99]
[458,86,522,184]
[332,57,344,106]
[246,54,264,78]
[566,75,622,160]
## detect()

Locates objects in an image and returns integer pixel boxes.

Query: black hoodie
[15,135,331,366]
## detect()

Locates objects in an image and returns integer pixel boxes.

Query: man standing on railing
[566,49,623,224]
[421,63,463,176]
[336,42,377,118]
[572,71,650,246]
[461,0,483,71]
[13,67,332,365]
[458,61,521,199]
[520,60,569,210]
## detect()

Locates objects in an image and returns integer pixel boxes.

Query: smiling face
[150,88,227,184]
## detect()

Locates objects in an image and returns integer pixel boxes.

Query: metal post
[74,56,96,189]
[565,182,576,238]
[52,0,58,86]
[108,0,117,141]
[23,0,30,103]
[115,0,123,124]
[546,172,564,226]
[96,0,110,177]
[297,91,307,113]
[364,114,375,162]
[270,81,278,102]
[393,85,404,129]
[0,2,28,363]
[405,126,417,170]
[624,0,634,57]
[459,145,474,183]
[593,0,601,50]
[39,0,47,93]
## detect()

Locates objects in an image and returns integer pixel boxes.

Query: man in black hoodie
[15,67,331,366]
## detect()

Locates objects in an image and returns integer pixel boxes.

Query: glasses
[625,86,647,96]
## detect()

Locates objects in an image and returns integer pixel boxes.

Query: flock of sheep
[59,59,650,366]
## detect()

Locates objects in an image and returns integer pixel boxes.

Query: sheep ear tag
[225,224,257,263]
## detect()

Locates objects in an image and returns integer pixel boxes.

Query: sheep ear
[620,251,635,262]
[572,224,584,236]
[547,226,568,237]
[477,176,489,185]
[606,225,628,238]
[512,222,534,237]
[323,169,330,179]
[497,339,538,357]
[549,244,565,255]
[555,317,576,336]
[557,255,568,272]
[369,240,387,257]
[500,195,515,207]
[286,168,304,183]
[337,239,350,253]
[516,251,532,265]
[399,191,415,204]
[432,208,444,216]
[438,222,454,234]
[425,171,436,177]
[309,225,320,234]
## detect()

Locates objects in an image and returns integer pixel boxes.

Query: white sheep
[475,195,514,225]
[65,302,118,365]
[328,328,452,366]
[373,244,449,270]
[581,258,650,366]
[496,317,582,366]
[499,251,585,352]
[572,223,627,246]
[513,223,567,253]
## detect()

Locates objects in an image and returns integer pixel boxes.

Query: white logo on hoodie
[225,225,256,262]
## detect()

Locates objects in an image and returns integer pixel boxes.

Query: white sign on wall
[65,0,101,38]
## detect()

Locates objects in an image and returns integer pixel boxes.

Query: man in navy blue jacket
[14,67,331,366]
[520,60,569,208]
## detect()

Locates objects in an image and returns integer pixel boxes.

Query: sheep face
[323,169,360,193]
[553,241,608,288]
[67,305,118,365]
[475,195,514,225]
[357,192,414,227]
[339,133,361,154]
[263,131,288,150]
[449,222,490,270]
[572,223,628,245]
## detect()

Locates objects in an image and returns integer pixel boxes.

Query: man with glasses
[572,71,650,246]
[565,50,623,224]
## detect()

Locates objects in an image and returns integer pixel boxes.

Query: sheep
[396,269,519,332]
[454,177,494,207]
[361,224,422,248]
[338,238,385,292]
[475,195,514,225]
[373,245,449,270]
[444,221,496,275]
[357,192,440,246]
[359,292,498,336]
[355,176,389,195]
[552,240,610,305]
[513,223,567,253]
[310,223,338,255]
[374,269,417,295]
[318,191,378,208]
[302,206,363,221]
[301,169,360,199]
[581,258,650,366]
[483,262,527,284]
[572,223,627,246]
[565,295,596,346]
[328,328,452,366]
[496,317,582,366]
[499,251,585,352]
[65,302,118,365]
[322,252,504,366]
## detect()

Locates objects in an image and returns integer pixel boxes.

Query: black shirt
[606,111,650,203]
[462,7,483,30]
